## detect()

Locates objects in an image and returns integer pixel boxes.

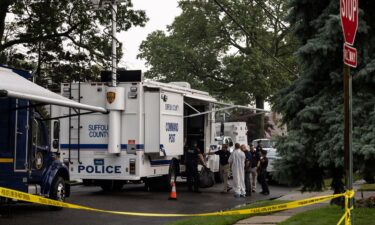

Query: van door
[14,99,29,172]
[0,98,13,164]
[0,98,28,191]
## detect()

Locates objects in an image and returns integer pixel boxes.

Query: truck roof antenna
[91,0,125,87]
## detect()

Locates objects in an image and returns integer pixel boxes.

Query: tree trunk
[330,167,345,206]
[254,96,265,139]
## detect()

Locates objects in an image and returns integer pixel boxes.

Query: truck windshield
[262,140,272,148]
[215,137,223,145]
[252,139,273,148]
[215,137,232,145]
[33,119,47,148]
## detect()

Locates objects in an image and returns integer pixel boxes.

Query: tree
[0,0,148,87]
[138,0,298,138]
[273,0,375,195]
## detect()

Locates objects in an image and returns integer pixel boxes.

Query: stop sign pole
[341,0,357,223]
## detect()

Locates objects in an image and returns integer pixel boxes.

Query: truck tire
[100,180,124,192]
[49,176,66,210]
[82,179,93,186]
[144,177,164,191]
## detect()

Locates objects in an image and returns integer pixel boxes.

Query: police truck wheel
[49,176,66,210]
[100,180,124,192]
[82,179,93,186]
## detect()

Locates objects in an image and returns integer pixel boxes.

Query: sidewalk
[234,184,375,225]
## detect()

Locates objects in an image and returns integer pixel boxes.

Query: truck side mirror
[53,140,59,149]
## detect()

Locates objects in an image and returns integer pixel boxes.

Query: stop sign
[340,0,358,45]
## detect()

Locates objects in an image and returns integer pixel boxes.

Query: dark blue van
[0,66,69,207]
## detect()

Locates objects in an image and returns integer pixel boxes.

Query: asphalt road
[0,182,294,225]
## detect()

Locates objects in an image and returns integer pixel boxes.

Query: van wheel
[49,176,66,210]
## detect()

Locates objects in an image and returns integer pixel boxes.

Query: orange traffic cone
[168,181,177,200]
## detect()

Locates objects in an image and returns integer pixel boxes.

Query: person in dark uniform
[249,144,260,192]
[257,150,269,195]
[205,144,232,193]
[256,140,263,154]
[241,144,252,196]
[185,140,206,193]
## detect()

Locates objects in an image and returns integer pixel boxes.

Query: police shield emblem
[106,92,116,104]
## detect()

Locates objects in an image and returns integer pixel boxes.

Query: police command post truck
[0,66,106,206]
[56,71,223,191]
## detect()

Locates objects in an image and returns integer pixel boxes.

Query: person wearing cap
[257,150,270,195]
[256,140,263,154]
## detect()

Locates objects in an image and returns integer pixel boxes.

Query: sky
[116,1,270,111]
[118,0,182,71]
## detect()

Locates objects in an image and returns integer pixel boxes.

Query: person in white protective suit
[228,143,246,197]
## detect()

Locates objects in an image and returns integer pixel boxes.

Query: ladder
[68,81,82,164]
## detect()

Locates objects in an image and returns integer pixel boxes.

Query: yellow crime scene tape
[0,187,354,223]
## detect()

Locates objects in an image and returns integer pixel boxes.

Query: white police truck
[54,71,226,191]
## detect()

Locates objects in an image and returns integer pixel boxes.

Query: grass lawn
[323,178,332,189]
[165,200,288,225]
[279,205,375,225]
[359,183,375,191]
[323,173,362,190]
